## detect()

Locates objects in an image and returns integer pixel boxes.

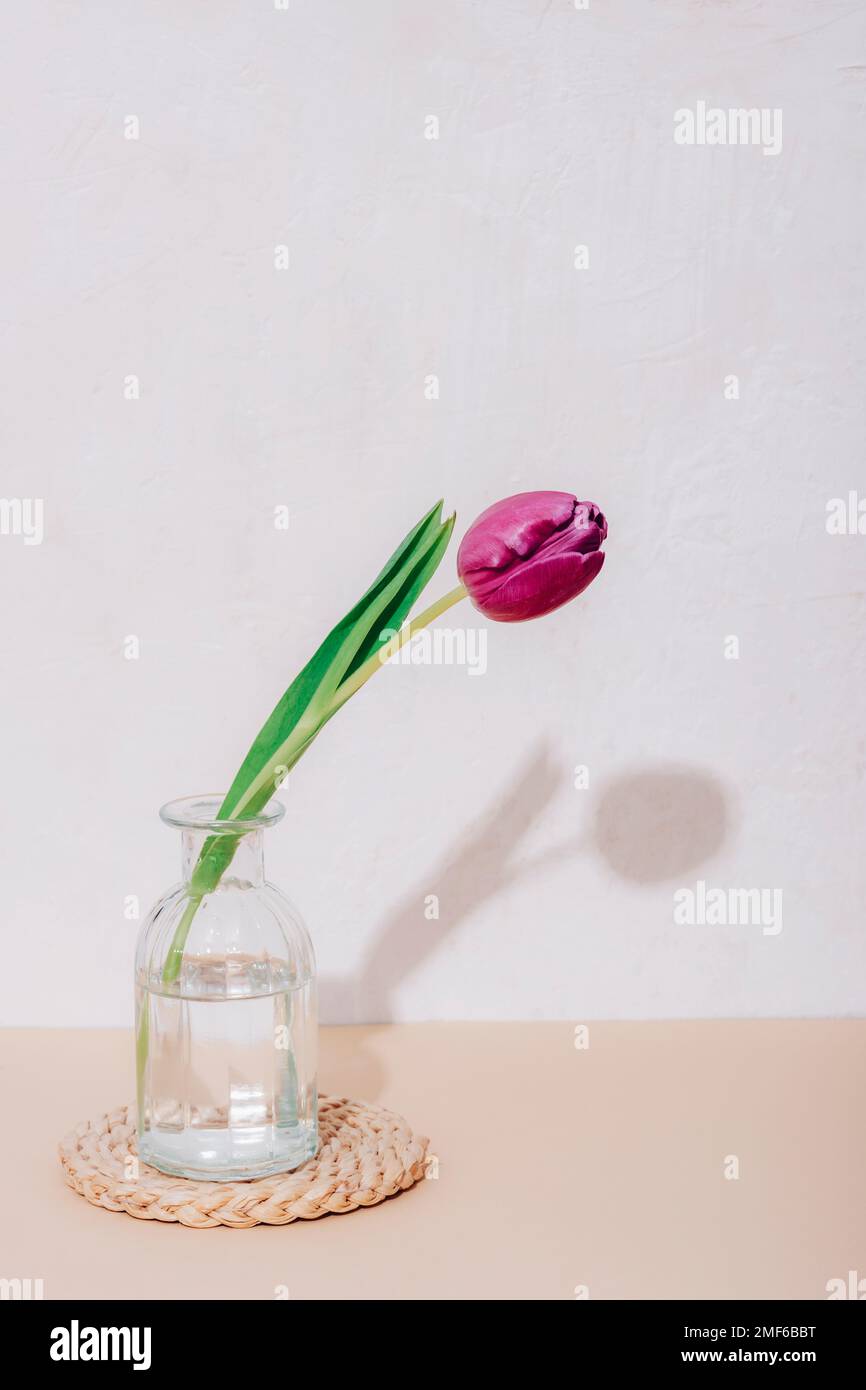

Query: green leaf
[162,501,455,981]
[218,499,447,821]
[342,506,455,681]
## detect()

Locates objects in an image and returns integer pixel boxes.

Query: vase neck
[181,828,265,888]
[159,794,284,892]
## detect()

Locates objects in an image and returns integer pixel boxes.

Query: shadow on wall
[319,751,734,1096]
[321,744,566,1021]
[593,765,731,884]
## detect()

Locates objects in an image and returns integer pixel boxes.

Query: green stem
[331,582,468,712]
[162,896,201,986]
[135,1000,149,1121]
[160,582,469,985]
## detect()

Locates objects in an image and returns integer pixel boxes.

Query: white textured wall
[1,1,864,1025]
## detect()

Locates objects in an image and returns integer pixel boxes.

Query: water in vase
[136,955,317,1181]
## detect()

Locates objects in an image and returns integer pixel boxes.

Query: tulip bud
[457,491,607,622]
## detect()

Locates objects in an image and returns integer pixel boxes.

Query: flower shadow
[319,755,733,1101]
[319,743,567,1098]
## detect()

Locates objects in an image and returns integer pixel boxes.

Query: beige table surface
[1,1022,863,1301]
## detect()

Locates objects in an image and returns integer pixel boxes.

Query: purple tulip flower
[457,491,607,622]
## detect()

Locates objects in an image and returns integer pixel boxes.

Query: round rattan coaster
[59,1097,429,1228]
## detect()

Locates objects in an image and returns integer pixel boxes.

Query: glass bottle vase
[135,795,317,1181]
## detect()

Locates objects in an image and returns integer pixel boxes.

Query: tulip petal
[457,489,607,622]
[457,491,578,574]
[471,549,605,623]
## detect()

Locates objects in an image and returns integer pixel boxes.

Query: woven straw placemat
[59,1097,429,1228]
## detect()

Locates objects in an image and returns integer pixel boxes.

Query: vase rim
[159,793,286,834]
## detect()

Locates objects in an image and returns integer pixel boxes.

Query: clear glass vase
[135,795,317,1181]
